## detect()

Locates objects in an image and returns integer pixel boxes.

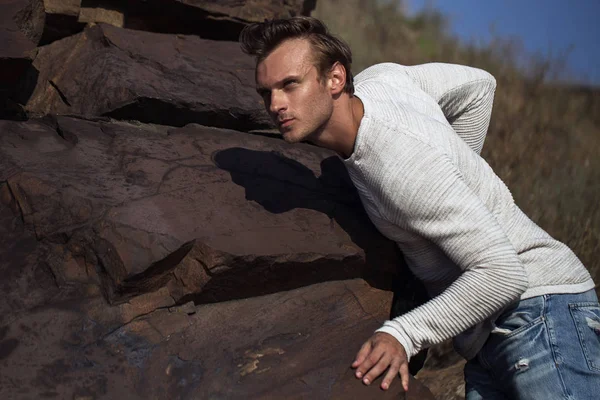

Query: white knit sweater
[344,63,595,360]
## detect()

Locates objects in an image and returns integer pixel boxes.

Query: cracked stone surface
[0,278,434,399]
[1,186,434,398]
[23,23,274,130]
[0,116,417,307]
[0,115,435,398]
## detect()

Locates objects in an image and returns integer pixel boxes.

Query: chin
[282,133,297,143]
[282,129,307,144]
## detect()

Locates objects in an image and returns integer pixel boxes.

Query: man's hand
[351,332,410,391]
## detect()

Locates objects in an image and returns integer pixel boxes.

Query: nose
[269,90,287,116]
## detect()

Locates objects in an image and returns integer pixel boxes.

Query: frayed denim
[465,289,600,400]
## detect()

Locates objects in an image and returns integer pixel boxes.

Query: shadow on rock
[212,147,428,303]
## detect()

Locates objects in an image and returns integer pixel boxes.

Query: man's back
[344,62,594,359]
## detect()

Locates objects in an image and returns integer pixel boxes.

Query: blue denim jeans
[464,289,600,399]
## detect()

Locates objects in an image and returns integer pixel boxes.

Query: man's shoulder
[354,63,410,86]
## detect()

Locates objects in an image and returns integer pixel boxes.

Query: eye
[283,79,298,89]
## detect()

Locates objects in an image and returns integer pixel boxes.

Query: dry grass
[314,0,600,290]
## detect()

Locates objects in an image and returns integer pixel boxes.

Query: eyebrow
[256,74,301,94]
[256,65,314,94]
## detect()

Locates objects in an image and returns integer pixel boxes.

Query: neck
[310,94,364,159]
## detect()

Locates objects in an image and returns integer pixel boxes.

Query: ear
[328,62,346,95]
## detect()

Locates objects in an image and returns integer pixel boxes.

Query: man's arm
[403,63,497,155]
[352,137,527,390]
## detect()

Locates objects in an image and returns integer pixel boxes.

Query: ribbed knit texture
[344,62,595,360]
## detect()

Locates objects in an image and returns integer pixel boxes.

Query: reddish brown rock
[23,23,274,130]
[1,172,434,396]
[0,2,445,397]
[78,3,124,27]
[84,0,316,40]
[124,279,434,399]
[0,277,434,399]
[0,0,37,119]
[12,0,84,45]
[0,182,62,326]
[8,0,316,46]
[0,116,418,307]
[0,116,433,397]
[179,0,317,22]
[0,1,36,64]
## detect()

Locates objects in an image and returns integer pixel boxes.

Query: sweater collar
[341,93,371,166]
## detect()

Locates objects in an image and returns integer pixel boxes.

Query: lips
[279,118,294,128]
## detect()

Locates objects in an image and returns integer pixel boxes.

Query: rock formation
[0,1,441,399]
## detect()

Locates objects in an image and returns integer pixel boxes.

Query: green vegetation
[314,0,600,289]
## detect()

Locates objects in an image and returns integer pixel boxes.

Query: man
[239,17,600,399]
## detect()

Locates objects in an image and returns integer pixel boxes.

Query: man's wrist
[375,324,415,360]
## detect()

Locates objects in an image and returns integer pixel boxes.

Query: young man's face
[255,38,334,143]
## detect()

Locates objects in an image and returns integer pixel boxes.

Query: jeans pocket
[491,301,545,339]
[569,302,600,372]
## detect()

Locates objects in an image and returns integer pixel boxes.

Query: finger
[362,355,391,386]
[399,361,410,392]
[356,347,384,379]
[352,341,372,368]
[380,360,400,390]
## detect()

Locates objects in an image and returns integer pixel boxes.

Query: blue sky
[406,0,600,86]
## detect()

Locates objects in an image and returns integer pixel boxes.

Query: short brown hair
[239,17,354,95]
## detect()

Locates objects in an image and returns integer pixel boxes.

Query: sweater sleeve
[402,63,496,155]
[374,141,528,359]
